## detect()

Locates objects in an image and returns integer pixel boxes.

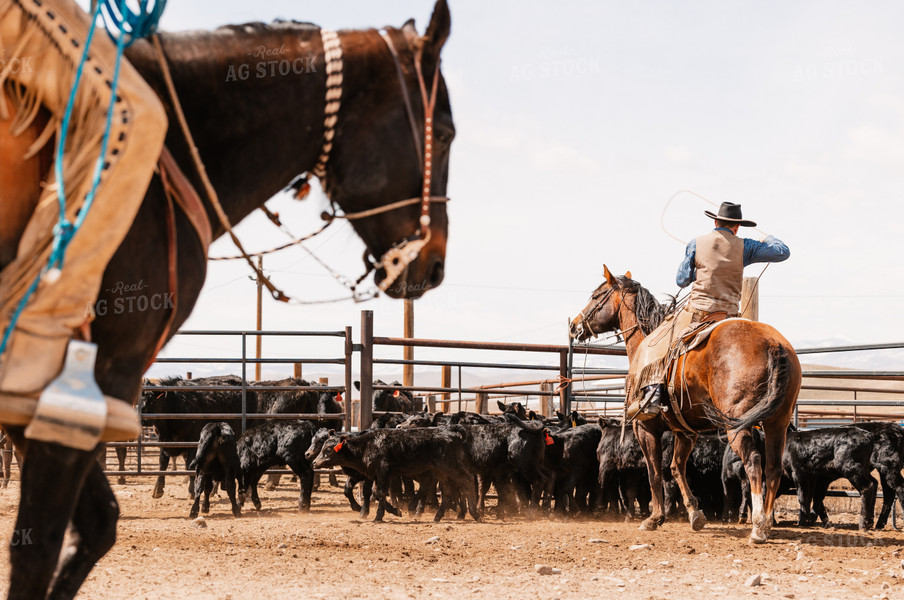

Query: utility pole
[403,299,414,388]
[255,255,263,381]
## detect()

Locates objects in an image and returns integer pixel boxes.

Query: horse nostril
[428,258,444,288]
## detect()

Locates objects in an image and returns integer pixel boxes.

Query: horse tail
[702,344,792,431]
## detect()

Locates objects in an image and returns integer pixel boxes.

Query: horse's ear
[422,0,451,61]
[603,265,616,286]
[624,270,632,280]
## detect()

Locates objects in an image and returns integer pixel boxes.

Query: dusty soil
[0,474,902,600]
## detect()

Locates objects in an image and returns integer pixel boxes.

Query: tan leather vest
[688,229,743,314]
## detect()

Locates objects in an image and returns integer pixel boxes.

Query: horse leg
[634,424,666,531]
[728,428,768,543]
[47,462,120,600]
[670,432,705,531]
[7,436,97,600]
[760,421,788,539]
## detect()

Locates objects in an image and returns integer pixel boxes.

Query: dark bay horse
[570,266,801,544]
[0,2,452,597]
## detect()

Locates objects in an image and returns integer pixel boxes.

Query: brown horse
[0,2,452,597]
[570,266,801,543]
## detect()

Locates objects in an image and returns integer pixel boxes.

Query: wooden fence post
[441,365,452,413]
[741,276,759,321]
[359,311,374,430]
[475,392,488,415]
[540,381,554,418]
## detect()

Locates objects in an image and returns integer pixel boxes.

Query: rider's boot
[626,384,666,421]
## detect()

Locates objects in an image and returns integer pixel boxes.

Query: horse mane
[617,276,676,336]
[217,20,319,35]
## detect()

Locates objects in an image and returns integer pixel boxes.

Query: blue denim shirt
[676,228,790,288]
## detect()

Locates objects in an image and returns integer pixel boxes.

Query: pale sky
[88,1,904,380]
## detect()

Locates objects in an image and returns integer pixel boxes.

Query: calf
[851,421,904,529]
[597,419,651,519]
[304,428,400,518]
[188,423,242,518]
[456,414,554,518]
[547,423,602,516]
[311,427,479,522]
[237,420,317,511]
[355,380,416,413]
[783,426,878,530]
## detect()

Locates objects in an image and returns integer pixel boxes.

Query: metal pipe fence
[86,311,904,485]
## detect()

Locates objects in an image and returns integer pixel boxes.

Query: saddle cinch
[625,308,747,417]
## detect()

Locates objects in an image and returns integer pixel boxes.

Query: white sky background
[95,1,904,379]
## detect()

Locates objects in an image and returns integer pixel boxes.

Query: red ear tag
[545,432,554,446]
[336,392,343,402]
[392,390,400,398]
[334,440,345,452]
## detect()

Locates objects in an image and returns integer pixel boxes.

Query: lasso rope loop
[1,0,164,356]
[99,0,167,47]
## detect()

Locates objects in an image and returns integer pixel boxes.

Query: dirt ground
[0,473,902,600]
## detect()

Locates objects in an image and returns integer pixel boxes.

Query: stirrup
[0,342,140,447]
[626,384,665,422]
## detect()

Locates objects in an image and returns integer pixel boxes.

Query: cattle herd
[134,376,904,532]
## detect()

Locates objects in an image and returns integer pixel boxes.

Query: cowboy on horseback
[630,201,790,419]
[0,0,166,449]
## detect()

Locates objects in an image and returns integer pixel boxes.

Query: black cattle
[311,427,480,522]
[237,420,318,511]
[783,426,878,530]
[397,411,495,428]
[661,432,726,520]
[141,375,341,498]
[497,400,528,420]
[452,414,553,519]
[141,376,254,498]
[188,422,242,518]
[355,380,416,413]
[597,419,651,519]
[851,421,904,529]
[304,428,399,518]
[546,423,602,516]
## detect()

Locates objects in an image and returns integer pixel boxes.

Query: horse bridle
[575,285,640,343]
[302,28,449,293]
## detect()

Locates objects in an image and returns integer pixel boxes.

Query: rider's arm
[743,236,790,266]
[675,239,697,288]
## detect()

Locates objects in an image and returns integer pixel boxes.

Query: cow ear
[353,381,361,391]
[603,265,617,286]
[497,400,507,412]
[556,411,565,419]
[624,270,632,280]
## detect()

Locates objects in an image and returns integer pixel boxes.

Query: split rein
[158,28,447,305]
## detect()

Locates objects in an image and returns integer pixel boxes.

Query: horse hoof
[152,489,163,499]
[749,527,768,544]
[689,510,707,531]
[638,518,659,531]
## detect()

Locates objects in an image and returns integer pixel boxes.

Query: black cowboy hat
[704,202,757,227]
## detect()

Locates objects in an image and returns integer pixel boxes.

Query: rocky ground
[0,475,902,599]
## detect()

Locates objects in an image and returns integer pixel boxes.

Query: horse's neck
[129,24,359,237]
[619,300,645,363]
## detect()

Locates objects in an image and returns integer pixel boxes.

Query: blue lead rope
[0,0,166,356]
